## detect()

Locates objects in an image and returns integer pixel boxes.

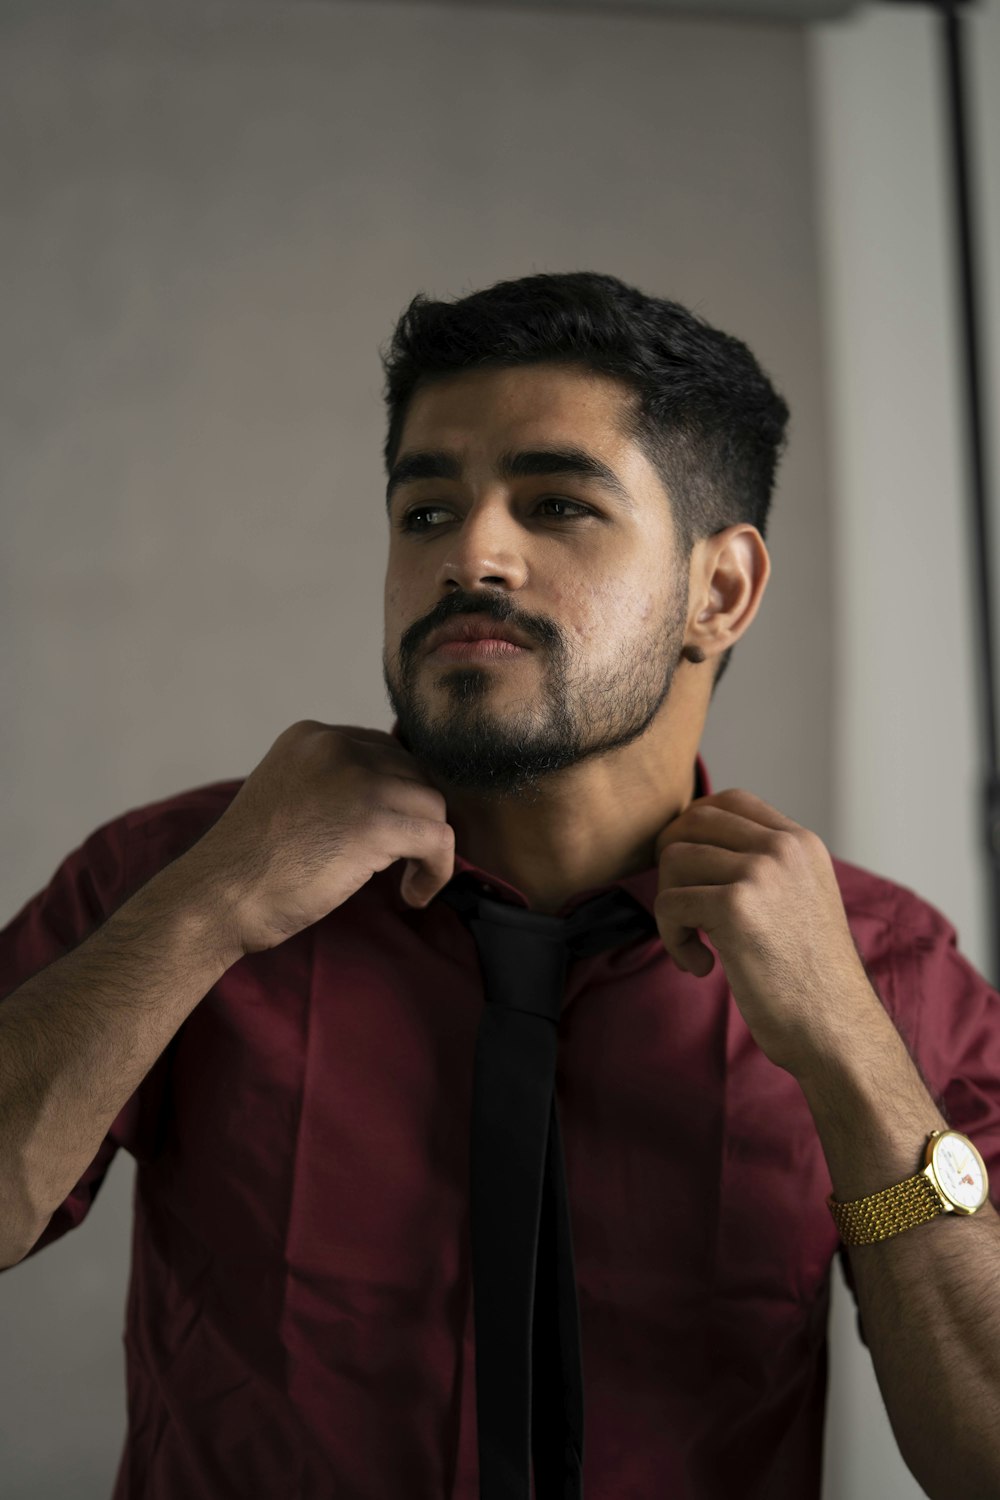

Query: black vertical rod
[937,0,1000,986]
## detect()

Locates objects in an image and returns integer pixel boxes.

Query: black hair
[380,270,790,695]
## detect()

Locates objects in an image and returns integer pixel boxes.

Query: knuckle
[436,821,455,853]
[728,880,754,921]
[784,825,811,854]
[347,798,377,838]
[747,850,771,882]
[394,813,429,847]
[800,826,828,860]
[653,887,678,918]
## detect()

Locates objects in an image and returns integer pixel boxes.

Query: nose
[435,501,529,593]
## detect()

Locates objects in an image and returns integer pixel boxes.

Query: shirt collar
[387,718,711,920]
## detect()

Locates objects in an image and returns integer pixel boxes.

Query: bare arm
[799,1002,1000,1500]
[0,850,243,1268]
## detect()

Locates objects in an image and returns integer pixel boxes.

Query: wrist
[137,850,249,975]
[794,999,948,1201]
[788,978,900,1095]
[828,1128,991,1245]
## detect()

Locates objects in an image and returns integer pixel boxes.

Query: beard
[382,578,690,800]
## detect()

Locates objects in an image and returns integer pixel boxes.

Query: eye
[538,498,592,520]
[400,505,449,531]
[399,498,594,531]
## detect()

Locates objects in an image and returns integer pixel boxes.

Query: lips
[426,616,533,652]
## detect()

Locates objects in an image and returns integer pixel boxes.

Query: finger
[317,722,423,760]
[654,796,799,862]
[656,815,766,865]
[396,818,456,906]
[654,845,742,967]
[338,729,446,789]
[386,776,450,829]
[711,788,800,832]
[671,935,715,976]
[361,745,447,792]
[657,842,743,886]
[655,924,715,976]
[654,884,720,974]
[299,721,398,744]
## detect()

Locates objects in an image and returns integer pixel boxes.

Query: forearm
[798,999,1000,1499]
[0,850,244,1266]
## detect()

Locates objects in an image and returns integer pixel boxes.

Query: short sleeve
[0,815,157,1265]
[891,895,1000,1198]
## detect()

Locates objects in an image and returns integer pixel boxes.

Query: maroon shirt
[3,737,1000,1498]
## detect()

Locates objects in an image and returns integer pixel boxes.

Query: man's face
[382,362,691,797]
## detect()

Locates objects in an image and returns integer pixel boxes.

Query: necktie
[437,875,660,1500]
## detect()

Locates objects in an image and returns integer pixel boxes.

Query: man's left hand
[653,789,880,1075]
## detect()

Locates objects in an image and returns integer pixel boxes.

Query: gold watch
[827,1129,990,1246]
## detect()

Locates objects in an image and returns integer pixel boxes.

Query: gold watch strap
[828,1168,944,1246]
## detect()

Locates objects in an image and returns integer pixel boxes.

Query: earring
[681,644,706,664]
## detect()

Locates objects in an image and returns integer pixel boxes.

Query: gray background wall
[812,1,1000,1495]
[0,1,995,1496]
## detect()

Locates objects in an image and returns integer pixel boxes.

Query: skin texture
[382,361,768,915]
[381,360,1000,1496]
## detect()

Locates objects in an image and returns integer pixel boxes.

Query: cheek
[573,582,652,640]
[384,572,419,623]
[546,583,594,644]
[383,594,414,657]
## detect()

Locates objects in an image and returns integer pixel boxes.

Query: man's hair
[380,270,790,695]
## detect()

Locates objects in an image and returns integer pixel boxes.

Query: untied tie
[437,874,660,1500]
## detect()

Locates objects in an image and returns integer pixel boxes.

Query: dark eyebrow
[385,446,635,513]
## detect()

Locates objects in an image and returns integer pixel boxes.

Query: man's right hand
[183,720,455,957]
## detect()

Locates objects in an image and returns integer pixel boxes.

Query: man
[1,271,998,1499]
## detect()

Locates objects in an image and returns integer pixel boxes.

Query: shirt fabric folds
[3,735,1000,1499]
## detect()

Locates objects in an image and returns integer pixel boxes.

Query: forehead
[397,363,637,456]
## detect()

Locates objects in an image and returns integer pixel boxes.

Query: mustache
[402,592,560,657]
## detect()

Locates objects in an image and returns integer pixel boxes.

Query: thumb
[673,933,715,976]
[401,858,450,908]
[400,859,423,906]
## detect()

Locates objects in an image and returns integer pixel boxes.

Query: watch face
[932,1132,989,1211]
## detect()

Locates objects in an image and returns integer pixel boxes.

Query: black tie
[437,875,660,1500]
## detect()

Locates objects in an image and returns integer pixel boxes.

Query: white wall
[810,2,1000,1497]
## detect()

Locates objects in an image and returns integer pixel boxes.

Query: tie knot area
[437,876,658,960]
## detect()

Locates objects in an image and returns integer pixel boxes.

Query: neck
[422,714,702,915]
